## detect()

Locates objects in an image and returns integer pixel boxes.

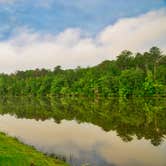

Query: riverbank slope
[0,132,68,166]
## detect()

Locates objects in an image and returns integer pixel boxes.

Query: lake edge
[0,132,69,166]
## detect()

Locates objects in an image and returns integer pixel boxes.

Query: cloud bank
[0,8,166,73]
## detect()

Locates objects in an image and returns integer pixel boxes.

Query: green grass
[0,132,69,166]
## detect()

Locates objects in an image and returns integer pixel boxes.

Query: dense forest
[0,47,165,97]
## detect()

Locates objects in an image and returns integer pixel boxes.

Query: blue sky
[0,0,166,73]
[0,0,166,39]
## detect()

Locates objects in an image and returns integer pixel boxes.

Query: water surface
[0,97,165,166]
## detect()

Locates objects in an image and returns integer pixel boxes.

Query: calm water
[0,97,165,166]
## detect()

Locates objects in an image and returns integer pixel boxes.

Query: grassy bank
[0,132,68,166]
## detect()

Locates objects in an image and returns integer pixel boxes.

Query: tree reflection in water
[0,96,165,146]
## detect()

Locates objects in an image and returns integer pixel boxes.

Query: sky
[0,0,166,73]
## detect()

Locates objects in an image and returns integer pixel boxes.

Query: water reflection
[0,97,165,166]
[0,115,166,166]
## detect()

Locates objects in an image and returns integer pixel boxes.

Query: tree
[119,68,144,97]
[143,71,155,96]
[117,50,134,70]
[149,47,162,80]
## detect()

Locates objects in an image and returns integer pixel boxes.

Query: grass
[0,132,69,166]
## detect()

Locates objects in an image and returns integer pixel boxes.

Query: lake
[0,96,165,166]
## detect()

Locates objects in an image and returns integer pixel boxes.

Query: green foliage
[119,68,144,96]
[143,71,155,96]
[0,76,7,95]
[0,132,68,166]
[0,47,165,97]
[117,50,134,70]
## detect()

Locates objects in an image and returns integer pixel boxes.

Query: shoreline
[0,132,68,166]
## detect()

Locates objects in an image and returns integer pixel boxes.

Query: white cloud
[98,8,166,55]
[0,8,166,73]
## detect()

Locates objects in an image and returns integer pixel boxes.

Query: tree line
[0,46,165,97]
